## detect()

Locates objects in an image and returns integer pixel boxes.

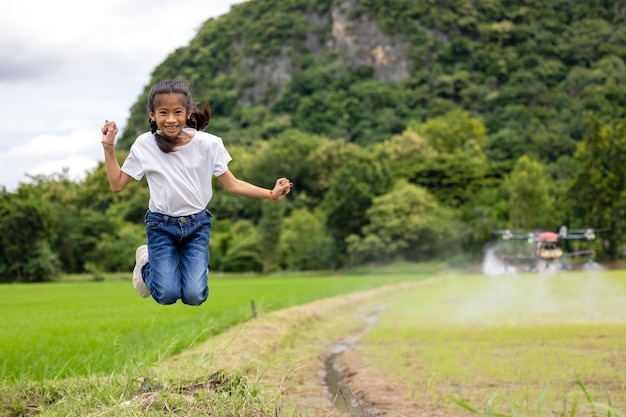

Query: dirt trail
[156,279,450,416]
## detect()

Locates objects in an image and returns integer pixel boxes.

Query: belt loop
[164,215,169,222]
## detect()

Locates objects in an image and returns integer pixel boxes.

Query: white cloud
[0,129,103,188]
[0,0,244,191]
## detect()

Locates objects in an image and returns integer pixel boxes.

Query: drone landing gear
[559,261,573,271]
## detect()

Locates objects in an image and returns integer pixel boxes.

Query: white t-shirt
[121,129,232,216]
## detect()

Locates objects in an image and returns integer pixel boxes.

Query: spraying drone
[494,226,600,271]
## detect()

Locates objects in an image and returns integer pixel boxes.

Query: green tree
[222,220,262,272]
[280,208,333,271]
[246,129,325,200]
[347,180,459,264]
[506,155,553,230]
[257,200,285,273]
[558,18,613,66]
[209,144,265,222]
[368,129,436,179]
[323,155,393,257]
[62,209,122,273]
[457,183,510,256]
[569,116,626,259]
[305,138,361,200]
[96,221,146,272]
[22,240,61,283]
[408,152,493,208]
[411,109,487,154]
[0,192,59,282]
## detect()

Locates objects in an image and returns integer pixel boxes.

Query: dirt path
[156,279,449,416]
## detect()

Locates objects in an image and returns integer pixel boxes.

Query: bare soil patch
[338,349,459,417]
[157,281,436,416]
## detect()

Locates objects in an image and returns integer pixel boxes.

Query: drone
[494,226,600,272]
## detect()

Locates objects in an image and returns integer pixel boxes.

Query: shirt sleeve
[213,139,232,177]
[121,144,145,180]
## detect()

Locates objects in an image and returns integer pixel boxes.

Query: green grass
[360,270,626,415]
[0,271,431,382]
[3,266,625,416]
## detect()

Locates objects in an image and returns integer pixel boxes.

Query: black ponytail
[190,102,211,131]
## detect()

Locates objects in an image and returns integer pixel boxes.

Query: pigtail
[154,133,177,154]
[150,118,177,153]
[189,102,211,131]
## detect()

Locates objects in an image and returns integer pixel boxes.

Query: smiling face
[149,93,189,139]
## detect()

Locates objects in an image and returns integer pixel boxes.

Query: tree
[246,129,325,200]
[411,109,487,155]
[22,240,61,283]
[280,208,333,271]
[408,152,493,208]
[95,221,146,272]
[209,144,266,222]
[507,155,553,230]
[257,200,285,273]
[0,192,59,282]
[569,115,626,259]
[221,220,263,272]
[323,155,393,257]
[368,129,436,179]
[347,180,459,264]
[305,137,361,200]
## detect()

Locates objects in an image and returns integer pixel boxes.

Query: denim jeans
[142,209,212,306]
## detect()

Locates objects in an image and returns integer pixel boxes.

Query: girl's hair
[147,80,211,153]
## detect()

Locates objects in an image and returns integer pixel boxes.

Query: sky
[0,0,244,191]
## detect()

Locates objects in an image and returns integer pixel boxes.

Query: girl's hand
[271,178,293,201]
[101,120,118,146]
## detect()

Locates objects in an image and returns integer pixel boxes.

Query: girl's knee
[181,289,209,306]
[153,289,180,305]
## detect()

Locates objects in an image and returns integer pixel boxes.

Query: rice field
[0,271,425,382]
[357,269,626,415]
[1,265,625,416]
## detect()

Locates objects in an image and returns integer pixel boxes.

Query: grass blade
[505,398,521,417]
[453,398,480,414]
[576,378,593,404]
[591,401,624,417]
[536,379,551,416]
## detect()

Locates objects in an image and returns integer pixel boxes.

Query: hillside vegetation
[120,0,626,153]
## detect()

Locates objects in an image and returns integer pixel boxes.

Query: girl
[101,80,292,306]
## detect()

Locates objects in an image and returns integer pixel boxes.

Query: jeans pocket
[197,216,212,230]
[146,221,164,231]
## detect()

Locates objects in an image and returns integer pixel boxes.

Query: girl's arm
[101,120,133,193]
[217,170,292,201]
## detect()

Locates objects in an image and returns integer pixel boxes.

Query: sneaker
[132,245,151,298]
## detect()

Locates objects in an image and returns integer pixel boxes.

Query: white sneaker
[132,245,151,298]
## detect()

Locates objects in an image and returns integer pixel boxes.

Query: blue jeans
[142,209,212,306]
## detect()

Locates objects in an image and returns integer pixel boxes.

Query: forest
[1,0,626,282]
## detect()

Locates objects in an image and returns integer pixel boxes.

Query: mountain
[117,0,626,165]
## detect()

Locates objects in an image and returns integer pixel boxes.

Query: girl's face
[149,93,188,139]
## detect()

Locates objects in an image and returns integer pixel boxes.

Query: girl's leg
[144,212,183,305]
[179,211,212,306]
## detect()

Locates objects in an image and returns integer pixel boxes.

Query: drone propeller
[559,227,604,240]
[584,229,596,240]
[568,227,607,233]
[493,229,518,240]
[493,229,536,241]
